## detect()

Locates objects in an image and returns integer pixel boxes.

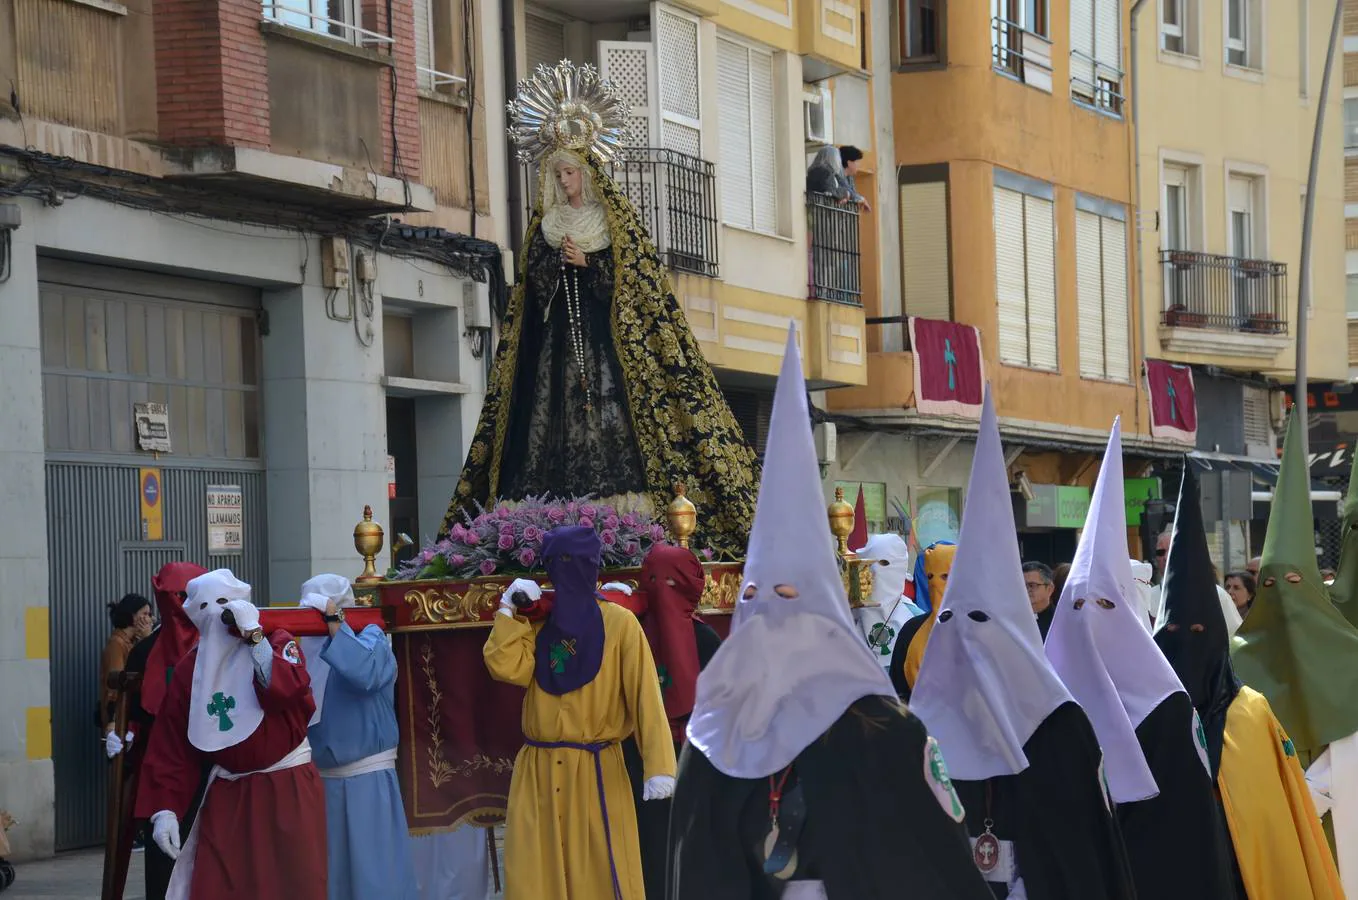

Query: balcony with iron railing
[806,192,862,306]
[523,148,720,278]
[991,16,1054,92]
[1159,250,1291,356]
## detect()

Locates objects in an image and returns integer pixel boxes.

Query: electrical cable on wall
[463,0,476,237]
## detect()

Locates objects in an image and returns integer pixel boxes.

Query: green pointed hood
[1328,447,1358,628]
[1231,411,1358,758]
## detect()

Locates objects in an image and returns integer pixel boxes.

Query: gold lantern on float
[667,484,697,549]
[827,487,873,608]
[353,505,386,585]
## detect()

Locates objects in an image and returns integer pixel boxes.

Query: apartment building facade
[0,0,509,857]
[1137,0,1346,569]
[826,0,1175,565]
[507,0,874,446]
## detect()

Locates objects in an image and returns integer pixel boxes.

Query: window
[717,36,778,234]
[1227,173,1260,260]
[994,176,1058,371]
[991,0,1052,87]
[1071,0,1122,113]
[1225,0,1261,70]
[524,12,566,74]
[414,0,467,92]
[1345,98,1358,149]
[1346,274,1358,315]
[263,0,362,42]
[897,0,944,65]
[1075,201,1131,381]
[900,167,952,320]
[1160,0,1198,56]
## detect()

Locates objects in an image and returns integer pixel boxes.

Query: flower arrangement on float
[394,496,712,581]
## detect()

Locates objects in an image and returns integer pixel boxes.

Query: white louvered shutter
[414,0,434,90]
[524,13,565,74]
[599,41,658,148]
[1024,195,1058,371]
[1101,215,1130,381]
[994,186,1029,366]
[1242,387,1270,445]
[1070,0,1095,97]
[749,47,778,233]
[655,6,702,159]
[1075,210,1105,378]
[901,181,952,320]
[1093,0,1121,73]
[717,37,754,229]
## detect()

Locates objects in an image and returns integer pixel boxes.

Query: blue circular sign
[142,472,160,507]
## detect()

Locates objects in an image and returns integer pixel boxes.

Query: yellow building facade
[507,0,874,400]
[1344,0,1358,377]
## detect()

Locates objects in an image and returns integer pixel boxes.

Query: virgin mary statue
[440,61,759,556]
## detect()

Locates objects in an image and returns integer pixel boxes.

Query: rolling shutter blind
[749,48,778,233]
[1075,210,1105,378]
[994,186,1029,366]
[1093,0,1121,71]
[1101,216,1130,381]
[1024,195,1058,371]
[525,14,565,74]
[1070,0,1095,95]
[901,181,952,320]
[414,0,433,89]
[656,7,702,158]
[717,37,753,228]
[1243,386,1270,445]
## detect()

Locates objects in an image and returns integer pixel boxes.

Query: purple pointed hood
[534,525,605,694]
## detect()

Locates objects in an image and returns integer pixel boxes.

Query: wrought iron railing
[807,193,862,306]
[991,16,1052,81]
[1159,250,1289,335]
[522,147,719,278]
[1070,50,1124,115]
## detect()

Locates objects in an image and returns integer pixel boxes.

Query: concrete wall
[0,192,484,858]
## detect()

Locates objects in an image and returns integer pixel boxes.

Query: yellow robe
[1219,686,1345,899]
[484,601,677,900]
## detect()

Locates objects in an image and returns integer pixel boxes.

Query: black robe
[668,695,994,899]
[1118,692,1238,900]
[1035,603,1055,640]
[953,702,1136,900]
[623,618,723,900]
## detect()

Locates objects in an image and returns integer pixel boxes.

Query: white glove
[298,592,328,614]
[502,579,542,615]
[1307,747,1334,817]
[642,774,675,801]
[600,582,633,596]
[150,810,181,860]
[104,730,123,758]
[222,598,260,635]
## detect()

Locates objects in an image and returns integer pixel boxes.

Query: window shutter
[599,41,658,148]
[1024,195,1058,371]
[414,0,433,89]
[1093,0,1121,71]
[1075,210,1105,378]
[749,47,778,233]
[994,186,1030,366]
[1100,216,1130,381]
[524,14,565,74]
[656,7,702,158]
[1242,387,1270,445]
[1070,0,1095,95]
[901,181,952,320]
[717,37,753,229]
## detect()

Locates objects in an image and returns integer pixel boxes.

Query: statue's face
[924,544,956,602]
[555,161,583,201]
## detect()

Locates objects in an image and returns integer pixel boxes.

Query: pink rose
[518,548,537,568]
[463,531,480,546]
[546,507,566,523]
[624,541,640,556]
[580,504,598,519]
[449,524,467,542]
[603,515,620,530]
[649,525,665,541]
[497,533,515,551]
[578,517,594,529]
[418,548,435,563]
[479,559,497,576]
[601,529,618,547]
[497,504,512,518]
[449,553,467,567]
[523,525,542,543]
[621,513,639,528]
[702,548,714,560]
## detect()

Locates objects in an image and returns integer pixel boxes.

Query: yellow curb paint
[26,707,51,760]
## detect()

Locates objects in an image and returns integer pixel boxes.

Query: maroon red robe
[135,629,326,900]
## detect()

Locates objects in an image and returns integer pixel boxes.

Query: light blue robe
[307,624,417,900]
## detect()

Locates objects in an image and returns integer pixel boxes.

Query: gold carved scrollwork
[405,583,508,625]
[699,571,741,612]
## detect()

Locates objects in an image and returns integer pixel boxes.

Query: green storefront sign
[1123,477,1162,526]
[1025,485,1091,529]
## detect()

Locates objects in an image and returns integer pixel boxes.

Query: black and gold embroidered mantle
[441,153,760,556]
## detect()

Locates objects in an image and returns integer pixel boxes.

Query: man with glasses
[1022,562,1058,639]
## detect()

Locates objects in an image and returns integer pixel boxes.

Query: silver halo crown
[506,59,629,166]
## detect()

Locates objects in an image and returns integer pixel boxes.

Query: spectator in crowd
[1224,571,1256,618]
[806,145,870,210]
[1022,561,1058,639]
[100,593,153,737]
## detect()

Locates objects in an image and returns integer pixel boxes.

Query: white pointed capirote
[911,387,1074,781]
[686,324,897,778]
[1045,418,1188,803]
[184,569,264,752]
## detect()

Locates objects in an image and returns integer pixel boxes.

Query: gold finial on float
[667,484,697,549]
[828,486,855,558]
[354,505,386,584]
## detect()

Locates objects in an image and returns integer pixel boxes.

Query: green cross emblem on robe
[207,692,236,732]
[1282,735,1296,757]
[867,622,896,656]
[1195,716,1207,751]
[926,737,965,822]
[657,663,672,690]
[548,638,576,674]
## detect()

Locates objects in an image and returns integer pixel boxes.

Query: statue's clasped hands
[562,235,587,268]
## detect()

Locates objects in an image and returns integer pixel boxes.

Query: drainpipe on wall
[501,0,524,263]
[1129,0,1149,438]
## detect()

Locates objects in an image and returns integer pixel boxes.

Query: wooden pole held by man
[101,670,141,900]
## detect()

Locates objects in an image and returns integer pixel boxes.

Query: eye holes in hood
[967,610,990,623]
[1095,598,1116,610]
[938,610,954,622]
